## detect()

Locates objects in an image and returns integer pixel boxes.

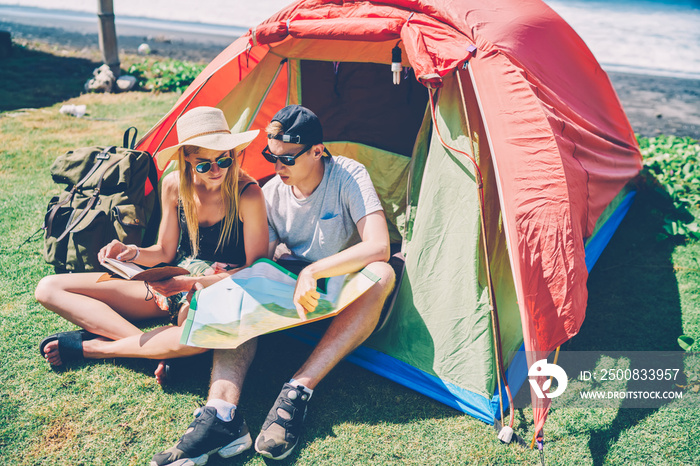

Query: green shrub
[127,59,205,93]
[639,135,700,239]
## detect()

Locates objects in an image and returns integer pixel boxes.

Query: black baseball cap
[269,105,324,145]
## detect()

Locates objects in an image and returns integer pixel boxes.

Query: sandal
[39,329,99,368]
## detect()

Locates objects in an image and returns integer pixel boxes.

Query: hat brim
[155,129,260,171]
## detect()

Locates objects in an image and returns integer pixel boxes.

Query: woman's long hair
[177,146,241,257]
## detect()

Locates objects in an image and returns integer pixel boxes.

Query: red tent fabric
[138,0,642,437]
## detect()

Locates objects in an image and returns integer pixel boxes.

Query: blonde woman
[35,107,268,383]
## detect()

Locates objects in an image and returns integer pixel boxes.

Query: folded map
[180,258,380,349]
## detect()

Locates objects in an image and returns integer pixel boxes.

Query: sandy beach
[1,13,699,140]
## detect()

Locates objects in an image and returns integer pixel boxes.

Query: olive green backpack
[42,128,160,273]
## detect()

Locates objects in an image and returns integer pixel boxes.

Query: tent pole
[455,69,515,428]
[428,77,514,427]
[454,69,502,422]
[428,70,518,433]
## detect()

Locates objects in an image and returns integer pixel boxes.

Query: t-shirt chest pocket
[318,211,350,247]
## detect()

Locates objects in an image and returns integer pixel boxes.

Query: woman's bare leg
[153,302,195,383]
[80,325,200,359]
[35,272,167,338]
[35,272,169,365]
[78,324,208,384]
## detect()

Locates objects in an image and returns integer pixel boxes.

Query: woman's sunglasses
[195,156,234,174]
[262,145,311,166]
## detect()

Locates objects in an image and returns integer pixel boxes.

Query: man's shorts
[274,254,404,334]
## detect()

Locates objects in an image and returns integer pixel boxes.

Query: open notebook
[100,258,189,282]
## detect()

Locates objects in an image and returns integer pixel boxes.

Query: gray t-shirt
[262,155,383,263]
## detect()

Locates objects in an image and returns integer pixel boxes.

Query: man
[152,105,396,465]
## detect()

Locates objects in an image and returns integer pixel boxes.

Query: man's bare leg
[291,261,395,389]
[149,339,259,466]
[205,261,394,398]
[254,261,395,459]
[208,338,258,405]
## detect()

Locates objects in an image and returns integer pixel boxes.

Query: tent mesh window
[300,60,428,158]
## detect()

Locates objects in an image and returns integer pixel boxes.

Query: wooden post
[97,0,120,76]
[0,30,11,59]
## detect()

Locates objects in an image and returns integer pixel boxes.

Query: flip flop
[39,329,99,368]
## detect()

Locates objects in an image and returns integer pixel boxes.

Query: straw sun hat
[155,106,259,170]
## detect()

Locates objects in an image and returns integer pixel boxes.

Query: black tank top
[177,182,256,265]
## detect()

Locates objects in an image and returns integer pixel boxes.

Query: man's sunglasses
[262,145,311,166]
[195,156,234,173]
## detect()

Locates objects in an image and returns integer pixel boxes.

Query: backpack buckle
[97,146,116,160]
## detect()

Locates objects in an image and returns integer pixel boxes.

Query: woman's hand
[98,240,131,263]
[292,268,320,320]
[148,275,197,297]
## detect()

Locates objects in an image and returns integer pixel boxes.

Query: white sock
[206,398,236,422]
[289,379,314,400]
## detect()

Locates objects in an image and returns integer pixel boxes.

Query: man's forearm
[302,240,390,280]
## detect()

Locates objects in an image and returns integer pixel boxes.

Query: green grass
[1,50,700,465]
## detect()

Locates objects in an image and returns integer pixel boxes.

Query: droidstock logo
[528,359,568,399]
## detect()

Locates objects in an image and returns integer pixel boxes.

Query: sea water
[545,0,700,79]
[1,0,699,79]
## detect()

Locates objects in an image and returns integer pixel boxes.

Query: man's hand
[148,275,196,297]
[293,268,321,320]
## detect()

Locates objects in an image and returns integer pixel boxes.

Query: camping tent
[137,0,642,440]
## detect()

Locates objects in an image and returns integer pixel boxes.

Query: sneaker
[150,406,252,466]
[254,383,311,460]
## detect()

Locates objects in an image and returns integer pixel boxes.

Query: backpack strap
[121,126,160,247]
[141,154,161,247]
[123,127,138,149]
[44,146,115,237]
[45,185,78,238]
[54,155,121,243]
[74,146,115,189]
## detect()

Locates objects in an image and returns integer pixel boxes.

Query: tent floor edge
[282,325,498,425]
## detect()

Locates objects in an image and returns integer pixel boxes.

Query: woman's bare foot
[41,339,63,366]
[154,360,169,385]
[41,335,109,366]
